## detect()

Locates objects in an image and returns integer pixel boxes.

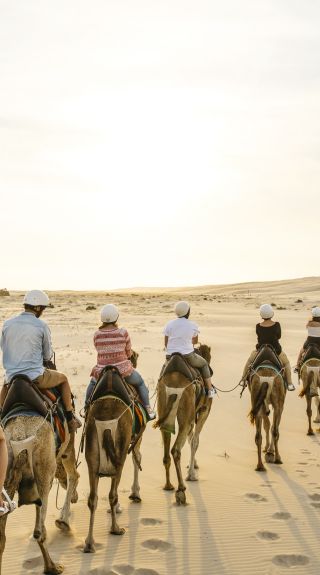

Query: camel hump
[251,345,282,372]
[162,354,197,381]
[90,367,132,406]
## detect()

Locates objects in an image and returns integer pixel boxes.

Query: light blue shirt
[0,312,53,383]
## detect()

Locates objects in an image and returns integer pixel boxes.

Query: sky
[1,0,320,290]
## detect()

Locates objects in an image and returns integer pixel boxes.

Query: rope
[214,380,244,394]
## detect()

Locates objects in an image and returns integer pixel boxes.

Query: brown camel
[84,379,145,551]
[155,344,212,505]
[248,365,286,471]
[298,358,320,435]
[0,415,79,575]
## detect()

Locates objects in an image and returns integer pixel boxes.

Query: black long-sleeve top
[256,322,282,355]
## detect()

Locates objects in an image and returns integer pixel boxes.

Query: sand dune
[1,277,320,574]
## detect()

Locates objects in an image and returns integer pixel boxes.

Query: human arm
[192,335,199,345]
[164,335,168,349]
[125,330,132,359]
[42,324,53,361]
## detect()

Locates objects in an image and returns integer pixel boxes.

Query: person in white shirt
[296,306,320,370]
[163,301,215,398]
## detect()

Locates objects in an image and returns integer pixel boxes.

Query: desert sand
[1,276,320,575]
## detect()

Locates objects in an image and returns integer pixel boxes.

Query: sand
[1,277,320,575]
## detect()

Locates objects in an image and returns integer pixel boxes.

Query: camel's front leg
[56,442,80,531]
[129,436,142,503]
[109,474,125,535]
[171,426,190,504]
[255,416,266,471]
[84,471,99,553]
[162,430,174,491]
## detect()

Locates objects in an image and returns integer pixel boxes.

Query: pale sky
[1,0,319,290]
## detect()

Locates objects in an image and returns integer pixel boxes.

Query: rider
[86,304,156,419]
[241,303,295,391]
[0,290,81,433]
[163,301,216,398]
[296,306,320,371]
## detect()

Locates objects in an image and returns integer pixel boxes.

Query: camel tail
[153,394,177,429]
[16,451,42,507]
[299,370,314,398]
[102,429,118,473]
[248,381,269,425]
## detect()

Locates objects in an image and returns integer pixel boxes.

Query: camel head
[197,343,211,363]
[130,350,139,368]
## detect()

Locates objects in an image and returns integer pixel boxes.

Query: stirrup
[0,489,16,515]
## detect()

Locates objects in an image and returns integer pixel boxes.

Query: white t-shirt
[163,317,199,355]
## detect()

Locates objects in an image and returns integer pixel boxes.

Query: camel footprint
[245,493,267,502]
[135,570,160,575]
[257,531,280,541]
[23,556,43,570]
[272,554,309,567]
[113,566,135,575]
[272,512,291,520]
[142,539,172,551]
[140,518,163,526]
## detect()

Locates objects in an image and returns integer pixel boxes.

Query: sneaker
[0,489,17,516]
[146,406,156,420]
[207,388,217,399]
[287,384,295,391]
[67,415,82,433]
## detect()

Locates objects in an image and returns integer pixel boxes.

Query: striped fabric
[90,327,133,380]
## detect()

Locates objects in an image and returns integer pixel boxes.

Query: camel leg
[162,430,174,491]
[263,413,271,453]
[35,492,64,574]
[55,447,80,531]
[272,408,283,464]
[186,410,208,481]
[171,426,190,504]
[129,437,142,503]
[255,416,266,472]
[84,471,99,553]
[109,474,125,535]
[0,516,8,575]
[306,396,314,435]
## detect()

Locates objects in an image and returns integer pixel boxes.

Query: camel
[248,364,286,472]
[83,364,146,551]
[0,413,79,575]
[155,344,212,505]
[298,357,320,435]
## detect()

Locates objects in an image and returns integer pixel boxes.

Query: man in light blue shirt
[0,290,81,432]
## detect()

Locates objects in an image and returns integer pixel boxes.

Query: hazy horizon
[1,1,320,290]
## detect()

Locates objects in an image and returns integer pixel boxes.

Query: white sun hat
[100,304,119,323]
[23,290,50,307]
[259,303,274,319]
[311,306,320,318]
[175,301,190,318]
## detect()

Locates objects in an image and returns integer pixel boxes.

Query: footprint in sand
[297,462,308,465]
[257,531,280,541]
[23,556,43,570]
[140,518,163,526]
[272,554,310,567]
[135,570,160,575]
[311,503,320,509]
[88,569,119,575]
[245,493,267,502]
[272,512,291,520]
[113,565,135,575]
[309,494,320,501]
[141,539,172,552]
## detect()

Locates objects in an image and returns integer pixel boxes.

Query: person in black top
[242,304,294,390]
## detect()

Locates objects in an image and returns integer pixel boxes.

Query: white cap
[23,290,50,307]
[175,301,190,318]
[259,303,274,319]
[312,306,320,318]
[101,304,119,323]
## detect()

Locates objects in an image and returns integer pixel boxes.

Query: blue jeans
[85,370,150,407]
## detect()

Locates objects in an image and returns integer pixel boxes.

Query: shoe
[206,388,217,399]
[67,415,82,433]
[146,407,156,420]
[287,384,295,391]
[0,489,17,516]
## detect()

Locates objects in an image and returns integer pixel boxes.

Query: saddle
[250,345,282,373]
[87,366,147,434]
[301,344,320,365]
[161,353,199,382]
[1,375,66,447]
